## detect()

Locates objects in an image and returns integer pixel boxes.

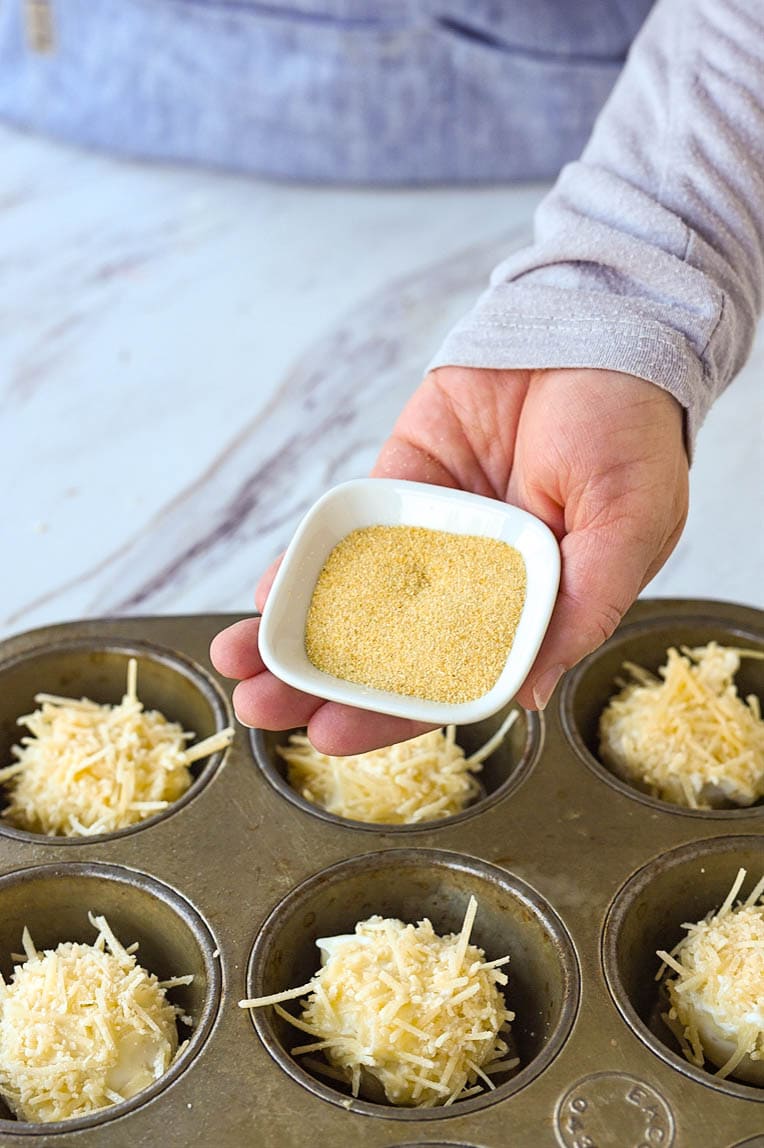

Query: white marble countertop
[1,123,762,644]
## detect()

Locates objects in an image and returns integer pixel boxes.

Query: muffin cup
[603,835,764,1101]
[0,861,221,1134]
[561,616,764,817]
[244,848,579,1120]
[0,639,232,844]
[249,703,540,832]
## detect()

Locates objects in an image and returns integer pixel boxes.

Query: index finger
[255,554,284,612]
[209,617,265,681]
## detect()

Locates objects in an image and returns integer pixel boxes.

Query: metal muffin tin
[0,598,762,1148]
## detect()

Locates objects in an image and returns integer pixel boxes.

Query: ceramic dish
[258,478,560,724]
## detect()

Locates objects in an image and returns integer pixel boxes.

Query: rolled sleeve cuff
[427,282,710,458]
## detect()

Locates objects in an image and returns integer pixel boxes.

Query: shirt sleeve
[428,0,764,454]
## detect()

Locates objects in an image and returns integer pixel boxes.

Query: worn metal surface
[0,600,762,1148]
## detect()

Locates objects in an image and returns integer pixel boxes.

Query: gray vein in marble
[5,224,529,627]
[3,206,227,403]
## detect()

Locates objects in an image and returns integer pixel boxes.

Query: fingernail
[532,664,566,711]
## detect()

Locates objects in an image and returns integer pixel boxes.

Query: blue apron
[0,0,653,183]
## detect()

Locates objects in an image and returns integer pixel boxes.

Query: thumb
[372,434,460,488]
[514,516,679,711]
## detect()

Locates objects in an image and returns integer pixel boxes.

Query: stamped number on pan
[555,1072,675,1148]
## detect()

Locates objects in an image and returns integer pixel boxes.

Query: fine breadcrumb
[0,915,193,1123]
[279,710,518,824]
[0,660,234,836]
[599,643,764,809]
[240,896,518,1107]
[305,525,527,704]
[657,868,764,1082]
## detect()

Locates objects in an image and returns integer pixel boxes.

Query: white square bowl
[258,478,560,724]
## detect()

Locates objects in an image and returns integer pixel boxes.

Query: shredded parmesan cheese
[599,643,764,809]
[0,915,193,1123]
[657,868,764,1083]
[278,711,518,824]
[240,896,518,1106]
[0,660,234,836]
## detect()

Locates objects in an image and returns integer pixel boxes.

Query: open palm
[211,366,688,754]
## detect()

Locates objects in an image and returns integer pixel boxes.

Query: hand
[210,366,689,754]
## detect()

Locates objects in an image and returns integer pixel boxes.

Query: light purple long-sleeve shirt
[430,0,764,453]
